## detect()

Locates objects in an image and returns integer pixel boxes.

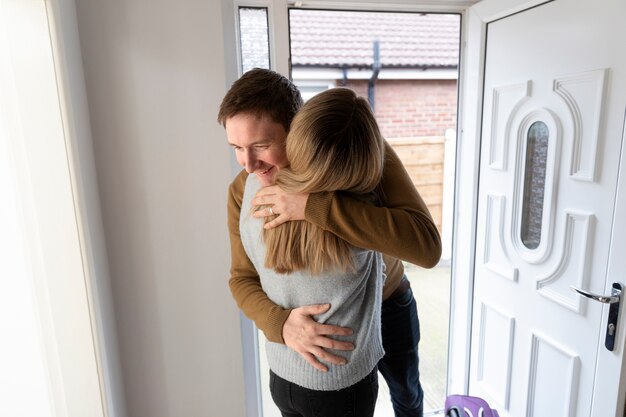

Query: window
[521,121,549,250]
[238,7,270,73]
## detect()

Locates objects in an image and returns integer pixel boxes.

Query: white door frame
[222,2,473,416]
[601,109,626,416]
[0,0,117,415]
[451,1,626,415]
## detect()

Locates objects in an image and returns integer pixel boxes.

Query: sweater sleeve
[305,142,442,268]
[227,170,291,343]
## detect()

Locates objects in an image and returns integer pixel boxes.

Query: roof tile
[289,10,460,68]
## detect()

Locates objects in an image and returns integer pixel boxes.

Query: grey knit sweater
[239,174,385,391]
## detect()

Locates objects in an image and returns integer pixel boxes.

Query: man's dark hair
[218,68,303,132]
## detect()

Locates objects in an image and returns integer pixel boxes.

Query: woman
[238,88,385,417]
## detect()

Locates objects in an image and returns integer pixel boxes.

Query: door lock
[571,283,623,351]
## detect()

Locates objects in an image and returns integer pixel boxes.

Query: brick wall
[344,79,458,138]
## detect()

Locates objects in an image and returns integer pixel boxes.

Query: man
[219,68,441,417]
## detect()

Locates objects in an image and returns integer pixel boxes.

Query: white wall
[74,0,246,415]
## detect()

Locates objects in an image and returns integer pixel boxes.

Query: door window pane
[238,7,270,73]
[521,121,549,249]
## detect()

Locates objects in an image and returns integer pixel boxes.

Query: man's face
[225,112,289,187]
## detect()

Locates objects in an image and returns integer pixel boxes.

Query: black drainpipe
[340,65,348,86]
[368,40,381,111]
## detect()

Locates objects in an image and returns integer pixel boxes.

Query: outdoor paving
[374,263,451,416]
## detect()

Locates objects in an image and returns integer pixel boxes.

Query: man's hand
[252,185,309,229]
[283,304,354,372]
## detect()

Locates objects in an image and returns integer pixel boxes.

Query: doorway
[235,6,461,416]
[230,1,626,416]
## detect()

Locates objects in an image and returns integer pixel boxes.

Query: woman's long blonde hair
[263,88,385,275]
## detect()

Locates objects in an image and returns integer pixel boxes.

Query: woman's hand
[252,185,309,229]
[282,304,355,372]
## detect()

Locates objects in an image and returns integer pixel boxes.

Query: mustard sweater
[227,142,442,343]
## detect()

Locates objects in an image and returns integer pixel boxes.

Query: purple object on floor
[445,394,500,417]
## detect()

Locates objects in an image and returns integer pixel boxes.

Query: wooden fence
[387,136,445,234]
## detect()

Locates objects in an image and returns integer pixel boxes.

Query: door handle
[570,283,623,351]
[570,285,621,304]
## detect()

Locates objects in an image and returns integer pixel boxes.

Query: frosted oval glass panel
[521,121,549,249]
[238,7,270,73]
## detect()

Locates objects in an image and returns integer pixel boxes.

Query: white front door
[470,0,626,416]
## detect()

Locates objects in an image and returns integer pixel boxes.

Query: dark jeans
[379,277,424,417]
[269,367,379,417]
